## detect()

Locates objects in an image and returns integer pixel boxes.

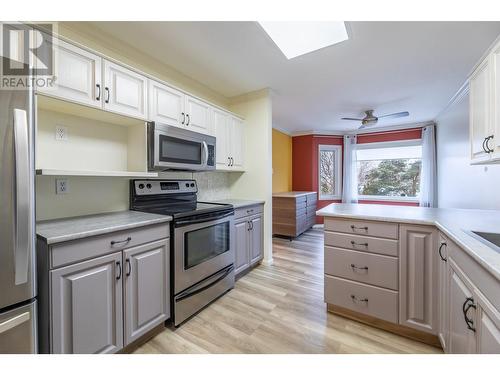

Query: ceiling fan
[341,109,409,129]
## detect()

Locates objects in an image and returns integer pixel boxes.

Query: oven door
[150,123,213,171]
[174,211,234,294]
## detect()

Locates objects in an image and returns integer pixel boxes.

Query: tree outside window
[318,145,342,199]
[356,141,422,200]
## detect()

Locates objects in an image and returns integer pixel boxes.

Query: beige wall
[228,90,273,264]
[272,128,292,193]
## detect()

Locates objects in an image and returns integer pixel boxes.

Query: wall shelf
[36,169,158,178]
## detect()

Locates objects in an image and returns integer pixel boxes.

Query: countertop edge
[37,216,172,245]
[317,209,500,281]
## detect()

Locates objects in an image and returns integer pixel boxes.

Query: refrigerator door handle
[13,108,31,285]
[0,311,30,334]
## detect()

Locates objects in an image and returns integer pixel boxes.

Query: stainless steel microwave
[148,122,216,171]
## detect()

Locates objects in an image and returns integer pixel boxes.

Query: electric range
[129,179,235,326]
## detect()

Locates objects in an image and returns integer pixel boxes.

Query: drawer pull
[350,225,368,231]
[111,236,131,246]
[350,264,369,271]
[246,209,254,214]
[438,242,447,262]
[350,294,368,303]
[350,240,368,247]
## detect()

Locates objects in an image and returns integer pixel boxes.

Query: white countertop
[207,199,265,209]
[272,191,316,198]
[317,203,500,280]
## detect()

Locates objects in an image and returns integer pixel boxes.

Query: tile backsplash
[36,171,232,221]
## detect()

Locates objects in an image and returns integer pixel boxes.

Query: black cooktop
[143,202,233,219]
[129,179,233,220]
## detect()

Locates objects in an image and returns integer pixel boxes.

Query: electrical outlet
[56,179,69,194]
[55,126,68,141]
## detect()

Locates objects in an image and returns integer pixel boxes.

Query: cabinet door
[234,219,250,275]
[469,57,492,163]
[50,252,123,354]
[40,39,102,108]
[490,42,500,159]
[249,215,264,265]
[437,235,449,351]
[148,80,185,127]
[230,116,245,170]
[123,239,170,345]
[214,108,231,170]
[476,291,500,353]
[184,95,211,135]
[103,60,148,119]
[448,261,476,353]
[399,225,438,334]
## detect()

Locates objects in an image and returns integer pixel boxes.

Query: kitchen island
[316,203,500,353]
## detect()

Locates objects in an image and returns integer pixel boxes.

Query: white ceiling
[90,21,500,133]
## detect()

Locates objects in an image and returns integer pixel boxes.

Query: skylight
[258,21,348,59]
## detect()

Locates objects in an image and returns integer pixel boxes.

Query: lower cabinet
[448,260,477,353]
[475,289,500,353]
[123,240,170,345]
[234,206,264,276]
[437,235,449,351]
[399,225,439,335]
[50,252,123,354]
[40,223,171,354]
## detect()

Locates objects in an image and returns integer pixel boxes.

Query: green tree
[359,159,421,197]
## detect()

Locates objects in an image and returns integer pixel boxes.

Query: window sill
[319,196,342,201]
[358,195,419,203]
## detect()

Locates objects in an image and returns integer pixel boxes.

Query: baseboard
[327,304,442,348]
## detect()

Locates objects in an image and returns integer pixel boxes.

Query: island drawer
[325,275,398,323]
[324,218,399,239]
[324,232,398,257]
[50,223,169,268]
[324,246,398,290]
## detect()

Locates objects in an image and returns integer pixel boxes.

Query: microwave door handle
[13,109,31,285]
[202,141,208,167]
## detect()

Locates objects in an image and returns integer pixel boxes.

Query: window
[318,145,342,200]
[356,140,422,201]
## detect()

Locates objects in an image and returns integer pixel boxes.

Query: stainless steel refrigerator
[0,84,37,353]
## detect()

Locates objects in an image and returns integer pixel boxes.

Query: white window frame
[318,144,342,200]
[356,139,422,202]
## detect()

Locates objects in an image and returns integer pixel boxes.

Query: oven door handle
[174,210,234,227]
[175,265,234,302]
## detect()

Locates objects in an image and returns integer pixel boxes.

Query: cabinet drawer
[324,218,398,239]
[324,232,398,257]
[306,194,317,206]
[50,224,169,268]
[325,275,398,323]
[235,204,263,220]
[324,247,398,290]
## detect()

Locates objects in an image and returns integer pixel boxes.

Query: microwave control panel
[207,144,215,167]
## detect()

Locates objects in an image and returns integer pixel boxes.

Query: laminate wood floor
[133,228,442,354]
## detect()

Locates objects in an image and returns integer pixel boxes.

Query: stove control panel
[133,180,198,195]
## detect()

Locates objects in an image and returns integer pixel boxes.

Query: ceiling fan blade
[377,111,409,119]
[341,117,364,121]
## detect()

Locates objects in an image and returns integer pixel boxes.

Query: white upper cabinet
[490,41,500,159]
[103,60,148,120]
[214,108,231,169]
[230,116,245,171]
[213,108,245,171]
[40,40,102,108]
[469,38,500,164]
[184,95,212,135]
[470,57,492,163]
[148,80,185,127]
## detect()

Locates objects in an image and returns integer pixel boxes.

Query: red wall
[291,128,423,223]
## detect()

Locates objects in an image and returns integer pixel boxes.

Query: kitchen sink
[470,231,500,253]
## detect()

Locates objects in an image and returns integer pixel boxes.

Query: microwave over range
[148,122,216,171]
